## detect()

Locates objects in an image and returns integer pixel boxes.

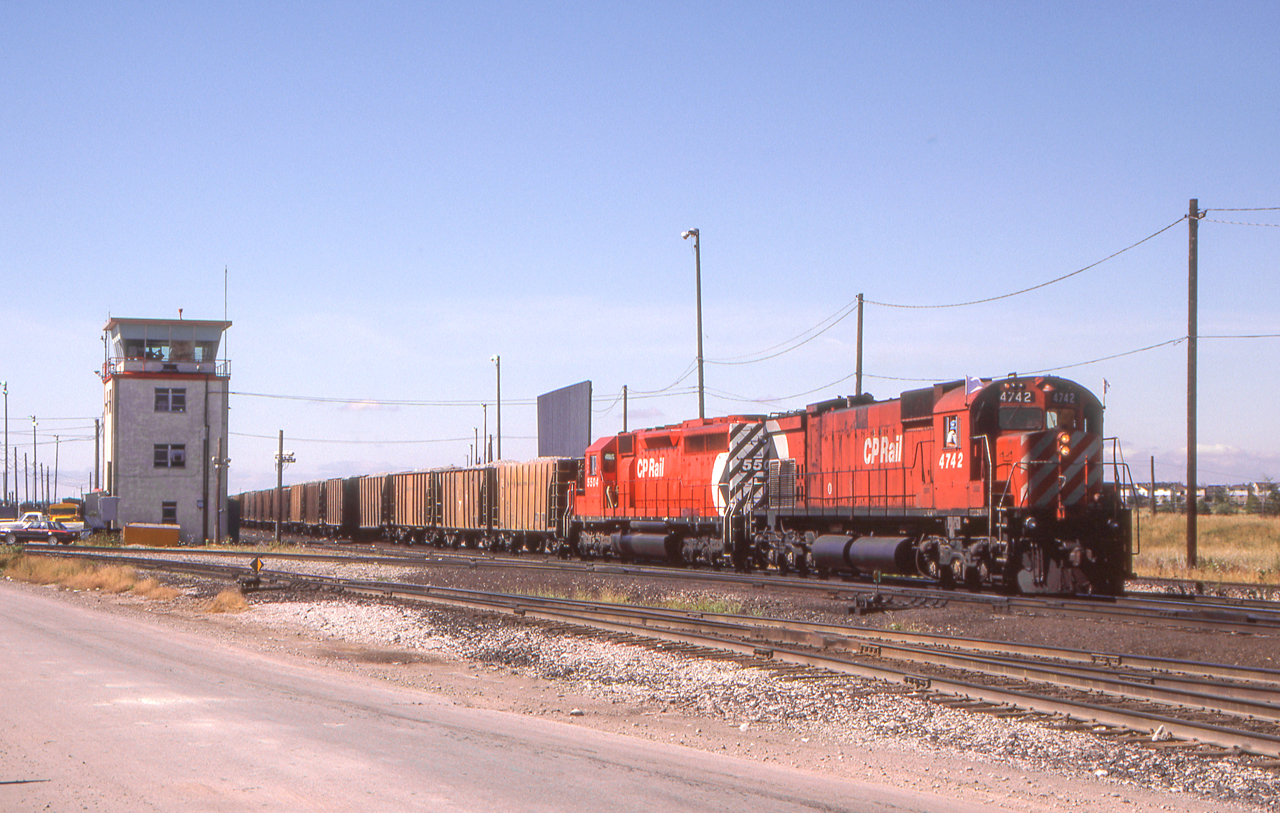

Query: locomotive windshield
[999,406,1043,431]
[1046,409,1077,430]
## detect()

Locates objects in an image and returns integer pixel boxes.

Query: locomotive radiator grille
[768,459,797,509]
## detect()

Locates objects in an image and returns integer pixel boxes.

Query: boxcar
[357,474,392,538]
[439,465,495,546]
[321,477,359,538]
[495,458,578,551]
[390,470,435,542]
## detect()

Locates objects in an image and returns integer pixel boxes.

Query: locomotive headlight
[1057,431,1071,457]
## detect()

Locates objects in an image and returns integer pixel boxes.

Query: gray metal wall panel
[538,381,592,458]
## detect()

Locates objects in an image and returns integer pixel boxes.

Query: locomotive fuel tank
[810,535,916,575]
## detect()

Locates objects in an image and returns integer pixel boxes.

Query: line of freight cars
[238,458,579,553]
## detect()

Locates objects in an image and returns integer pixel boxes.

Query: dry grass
[2,554,186,599]
[134,577,182,600]
[63,564,137,593]
[1132,513,1280,584]
[204,589,249,613]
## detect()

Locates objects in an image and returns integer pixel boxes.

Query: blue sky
[3,2,1277,497]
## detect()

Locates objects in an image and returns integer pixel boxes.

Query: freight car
[235,375,1133,595]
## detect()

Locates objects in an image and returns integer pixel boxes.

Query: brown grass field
[1130,513,1280,584]
[1,553,182,601]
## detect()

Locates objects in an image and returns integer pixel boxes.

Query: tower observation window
[153,444,186,468]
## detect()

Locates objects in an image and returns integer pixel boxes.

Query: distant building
[1133,483,1185,506]
[101,317,231,544]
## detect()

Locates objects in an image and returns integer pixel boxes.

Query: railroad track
[59,537,1280,634]
[24,545,1280,768]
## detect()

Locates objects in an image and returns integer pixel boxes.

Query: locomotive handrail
[1104,436,1140,556]
[973,433,997,528]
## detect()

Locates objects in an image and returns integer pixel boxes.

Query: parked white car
[0,512,46,533]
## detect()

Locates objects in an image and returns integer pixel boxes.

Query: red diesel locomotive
[573,375,1131,595]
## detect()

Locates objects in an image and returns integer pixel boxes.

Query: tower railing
[103,358,231,377]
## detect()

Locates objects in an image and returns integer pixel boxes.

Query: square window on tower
[153,444,186,468]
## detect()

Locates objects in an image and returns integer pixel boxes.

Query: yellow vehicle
[48,500,83,524]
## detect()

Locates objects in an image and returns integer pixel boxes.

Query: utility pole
[681,229,705,419]
[3,381,8,507]
[1187,198,1200,568]
[212,436,228,545]
[855,293,864,396]
[94,419,100,490]
[30,416,37,507]
[1150,456,1156,517]
[482,404,488,463]
[53,435,59,502]
[623,385,628,433]
[275,430,284,545]
[491,355,502,460]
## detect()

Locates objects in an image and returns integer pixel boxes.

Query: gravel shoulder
[13,555,1280,812]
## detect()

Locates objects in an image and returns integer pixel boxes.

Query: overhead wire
[231,391,536,407]
[701,215,1187,370]
[1202,219,1280,227]
[865,216,1186,310]
[701,336,1194,408]
[706,299,860,365]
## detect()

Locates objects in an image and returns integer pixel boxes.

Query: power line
[230,431,537,446]
[706,300,860,365]
[230,431,476,445]
[701,336,1192,407]
[626,361,699,395]
[1203,219,1280,227]
[1202,333,1280,339]
[231,391,536,407]
[866,217,1186,310]
[702,215,1187,370]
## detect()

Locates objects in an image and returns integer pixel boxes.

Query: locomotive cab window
[1046,410,1076,430]
[943,415,960,448]
[588,456,598,476]
[999,406,1043,431]
[602,452,616,474]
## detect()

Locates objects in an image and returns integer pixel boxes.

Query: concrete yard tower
[102,317,232,544]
